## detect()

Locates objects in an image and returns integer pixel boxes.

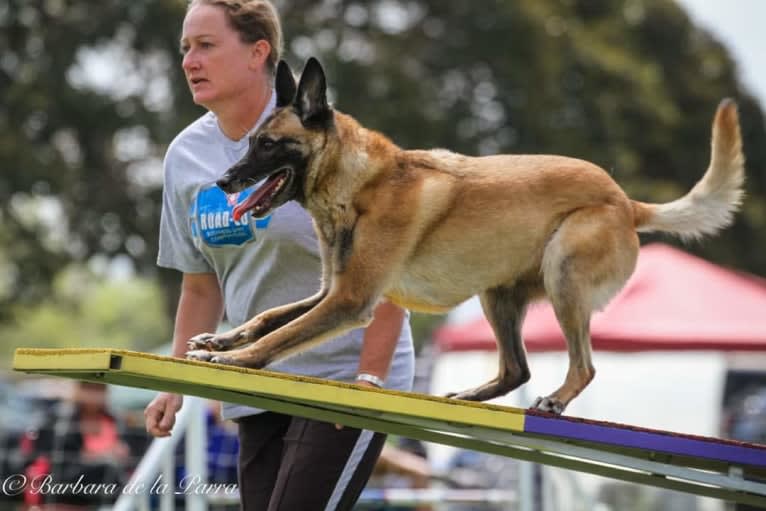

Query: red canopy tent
[434,243,766,353]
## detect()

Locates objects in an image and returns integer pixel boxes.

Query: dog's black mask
[218,58,333,220]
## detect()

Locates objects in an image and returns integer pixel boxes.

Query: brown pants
[236,412,386,511]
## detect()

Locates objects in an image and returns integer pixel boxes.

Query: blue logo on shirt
[191,185,272,246]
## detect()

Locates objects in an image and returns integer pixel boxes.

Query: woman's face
[180,3,267,109]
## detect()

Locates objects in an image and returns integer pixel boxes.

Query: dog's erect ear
[296,57,332,128]
[275,60,296,108]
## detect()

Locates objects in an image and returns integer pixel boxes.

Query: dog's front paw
[531,396,566,415]
[445,390,477,401]
[185,349,257,368]
[185,350,240,366]
[209,354,249,367]
[187,333,217,351]
[185,349,217,362]
[187,331,242,351]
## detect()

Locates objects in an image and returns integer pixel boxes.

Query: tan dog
[187,58,745,414]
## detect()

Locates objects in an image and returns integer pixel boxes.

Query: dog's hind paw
[531,396,566,415]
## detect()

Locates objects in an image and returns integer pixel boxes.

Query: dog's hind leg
[447,284,534,402]
[531,290,594,415]
[533,205,638,414]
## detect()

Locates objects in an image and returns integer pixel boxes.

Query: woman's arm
[355,300,407,387]
[170,272,224,357]
[144,273,223,437]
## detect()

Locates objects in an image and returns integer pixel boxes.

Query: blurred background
[1,0,765,510]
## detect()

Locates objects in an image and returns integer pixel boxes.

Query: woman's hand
[144,392,184,437]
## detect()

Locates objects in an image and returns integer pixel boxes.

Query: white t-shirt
[157,94,414,419]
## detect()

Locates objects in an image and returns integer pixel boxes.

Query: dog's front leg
[187,229,334,354]
[186,290,328,353]
[187,213,407,366]
[187,284,379,367]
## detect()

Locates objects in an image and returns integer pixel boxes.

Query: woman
[143,1,415,510]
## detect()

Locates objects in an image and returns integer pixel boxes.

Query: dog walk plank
[12,348,766,507]
[524,411,766,468]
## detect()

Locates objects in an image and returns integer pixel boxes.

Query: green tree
[1,0,196,318]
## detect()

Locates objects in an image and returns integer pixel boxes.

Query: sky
[676,0,766,109]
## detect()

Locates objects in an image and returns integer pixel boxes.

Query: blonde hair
[187,0,283,75]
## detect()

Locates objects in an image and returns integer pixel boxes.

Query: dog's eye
[259,137,276,151]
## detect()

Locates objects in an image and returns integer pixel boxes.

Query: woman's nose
[182,50,198,71]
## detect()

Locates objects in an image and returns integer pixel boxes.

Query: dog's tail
[632,99,745,241]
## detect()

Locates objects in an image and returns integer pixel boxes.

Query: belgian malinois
[187,58,745,414]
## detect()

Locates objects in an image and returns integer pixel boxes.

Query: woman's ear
[249,39,272,70]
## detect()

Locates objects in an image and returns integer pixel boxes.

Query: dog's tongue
[232,174,282,221]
